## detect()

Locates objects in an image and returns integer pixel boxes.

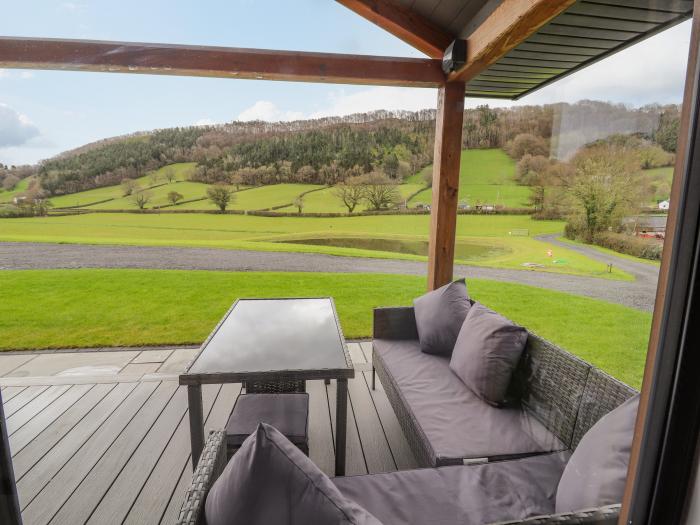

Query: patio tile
[157,348,199,374]
[131,349,175,364]
[6,351,139,378]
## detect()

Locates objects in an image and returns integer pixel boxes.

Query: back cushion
[555,394,640,513]
[205,423,381,525]
[413,279,471,356]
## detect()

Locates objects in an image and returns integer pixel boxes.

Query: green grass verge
[0,269,649,387]
[556,236,661,267]
[0,213,631,279]
[407,149,530,208]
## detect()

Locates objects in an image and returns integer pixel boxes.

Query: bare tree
[132,189,153,210]
[164,167,177,183]
[2,174,20,191]
[207,184,235,212]
[332,176,366,213]
[363,173,400,211]
[148,171,161,186]
[230,173,244,191]
[167,191,184,205]
[121,178,138,196]
[293,194,305,214]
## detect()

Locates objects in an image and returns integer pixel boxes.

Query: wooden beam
[336,0,453,59]
[427,81,465,291]
[448,0,576,83]
[0,37,445,87]
[620,1,700,522]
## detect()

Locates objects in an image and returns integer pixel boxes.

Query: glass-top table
[180,298,355,475]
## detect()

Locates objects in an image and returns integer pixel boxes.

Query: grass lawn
[50,163,197,208]
[0,269,649,387]
[0,213,631,279]
[407,149,530,208]
[89,180,210,210]
[557,237,662,267]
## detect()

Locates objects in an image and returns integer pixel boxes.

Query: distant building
[658,200,670,211]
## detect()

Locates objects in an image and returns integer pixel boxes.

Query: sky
[0,0,693,166]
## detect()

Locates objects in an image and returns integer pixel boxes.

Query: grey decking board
[347,373,396,474]
[347,342,367,366]
[359,342,372,364]
[158,383,240,525]
[1,386,27,402]
[6,385,70,436]
[10,383,120,480]
[327,379,368,476]
[19,381,155,521]
[60,384,185,525]
[4,386,50,418]
[362,370,419,471]
[307,379,336,476]
[9,384,94,457]
[124,384,222,525]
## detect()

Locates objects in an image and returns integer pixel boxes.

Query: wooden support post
[427,81,465,290]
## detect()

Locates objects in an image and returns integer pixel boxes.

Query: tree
[132,189,153,210]
[363,173,400,211]
[167,191,184,205]
[164,167,177,183]
[121,178,138,196]
[207,184,235,211]
[382,153,400,179]
[293,194,305,214]
[148,171,161,186]
[229,173,244,191]
[504,133,549,160]
[332,176,367,213]
[2,174,19,191]
[565,144,648,242]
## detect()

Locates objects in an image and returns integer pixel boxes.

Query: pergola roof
[340,0,693,100]
[466,0,694,99]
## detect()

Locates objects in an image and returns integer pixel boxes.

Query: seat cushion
[375,339,565,464]
[226,393,309,447]
[206,423,381,525]
[449,302,527,407]
[333,451,570,525]
[556,394,640,513]
[413,279,471,356]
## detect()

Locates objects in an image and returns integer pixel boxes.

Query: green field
[276,183,425,213]
[0,176,35,203]
[183,183,324,211]
[0,270,649,386]
[408,149,530,208]
[88,181,211,209]
[0,213,631,279]
[49,163,197,208]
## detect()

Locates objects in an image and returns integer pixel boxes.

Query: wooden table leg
[335,378,348,476]
[188,384,205,469]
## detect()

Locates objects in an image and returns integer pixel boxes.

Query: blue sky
[0,1,693,165]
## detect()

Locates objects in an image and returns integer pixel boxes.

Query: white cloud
[309,86,437,117]
[237,101,305,122]
[0,104,40,148]
[60,2,86,11]
[0,69,36,80]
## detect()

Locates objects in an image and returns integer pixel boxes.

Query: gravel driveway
[0,241,659,311]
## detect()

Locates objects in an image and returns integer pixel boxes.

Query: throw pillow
[413,279,471,356]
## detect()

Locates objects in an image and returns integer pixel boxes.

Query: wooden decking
[1,342,417,525]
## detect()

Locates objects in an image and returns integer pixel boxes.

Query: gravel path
[0,241,658,311]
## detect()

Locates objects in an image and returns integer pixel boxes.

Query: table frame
[180,298,354,476]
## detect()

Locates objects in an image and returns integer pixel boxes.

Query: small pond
[275,237,510,261]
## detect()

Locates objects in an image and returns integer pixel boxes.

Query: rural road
[0,241,659,311]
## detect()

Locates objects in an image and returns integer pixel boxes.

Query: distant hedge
[592,232,663,261]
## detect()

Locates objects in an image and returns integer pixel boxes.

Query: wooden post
[427,81,465,290]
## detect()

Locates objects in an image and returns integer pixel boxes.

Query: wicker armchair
[177,431,622,525]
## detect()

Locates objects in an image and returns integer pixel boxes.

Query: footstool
[225,393,309,459]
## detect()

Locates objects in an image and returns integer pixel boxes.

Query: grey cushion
[449,302,528,406]
[205,423,381,525]
[226,393,309,447]
[334,451,570,525]
[556,394,640,513]
[413,279,471,356]
[374,339,565,463]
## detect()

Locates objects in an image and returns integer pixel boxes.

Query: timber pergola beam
[335,0,453,58]
[0,37,445,88]
[448,0,576,83]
